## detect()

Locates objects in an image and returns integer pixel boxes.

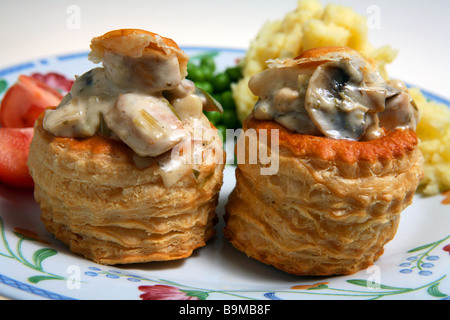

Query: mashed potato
[410,88,450,195]
[233,0,397,122]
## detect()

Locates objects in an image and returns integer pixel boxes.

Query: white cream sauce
[249,55,419,141]
[43,47,223,187]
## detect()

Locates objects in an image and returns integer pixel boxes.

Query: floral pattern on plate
[1,214,449,300]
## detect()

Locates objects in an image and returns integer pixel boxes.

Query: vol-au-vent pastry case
[224,46,424,276]
[1,0,450,301]
[27,29,226,265]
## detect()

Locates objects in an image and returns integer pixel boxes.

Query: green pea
[211,92,222,104]
[195,81,214,94]
[200,65,214,82]
[220,109,239,129]
[187,63,204,82]
[212,73,230,93]
[225,66,242,82]
[200,56,216,73]
[220,90,235,110]
[204,111,222,125]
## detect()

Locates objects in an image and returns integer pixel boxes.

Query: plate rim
[0,48,449,301]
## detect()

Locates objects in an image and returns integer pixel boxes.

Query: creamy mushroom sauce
[249,55,419,141]
[43,48,223,187]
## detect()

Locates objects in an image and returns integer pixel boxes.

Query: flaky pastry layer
[28,119,224,265]
[224,116,423,275]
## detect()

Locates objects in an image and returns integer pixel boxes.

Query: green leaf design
[13,231,37,242]
[346,279,404,290]
[307,284,329,290]
[407,241,437,253]
[28,275,64,283]
[32,248,57,269]
[0,79,7,95]
[427,283,448,298]
[182,290,209,300]
[346,279,373,288]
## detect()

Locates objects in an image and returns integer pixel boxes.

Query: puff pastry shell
[28,119,224,264]
[224,115,423,275]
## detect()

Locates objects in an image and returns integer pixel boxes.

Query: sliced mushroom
[379,80,419,131]
[305,60,371,140]
[249,51,418,141]
[275,112,322,136]
[43,68,118,138]
[250,66,315,132]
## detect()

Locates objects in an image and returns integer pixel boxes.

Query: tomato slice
[0,75,63,128]
[0,128,34,188]
[31,72,74,94]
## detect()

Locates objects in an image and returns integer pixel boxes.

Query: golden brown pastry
[224,46,423,275]
[27,29,225,265]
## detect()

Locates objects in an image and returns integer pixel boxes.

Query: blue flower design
[84,266,145,282]
[264,292,282,300]
[398,235,449,276]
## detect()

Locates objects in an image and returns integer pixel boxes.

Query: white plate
[0,48,449,300]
